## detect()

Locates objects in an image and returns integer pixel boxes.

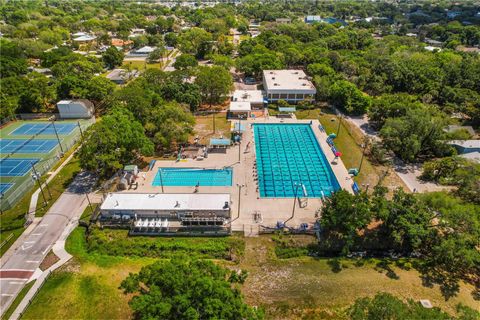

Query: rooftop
[229,101,251,112]
[448,140,480,149]
[73,35,97,41]
[101,193,231,211]
[232,90,264,104]
[263,70,316,92]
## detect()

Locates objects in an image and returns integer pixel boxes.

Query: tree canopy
[120,256,263,320]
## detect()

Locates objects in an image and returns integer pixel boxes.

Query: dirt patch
[40,250,60,271]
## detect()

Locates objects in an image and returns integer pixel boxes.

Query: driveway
[0,172,97,315]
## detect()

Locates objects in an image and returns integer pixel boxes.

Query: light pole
[51,119,64,154]
[358,140,368,173]
[291,182,301,222]
[236,183,244,220]
[85,192,95,215]
[336,115,342,136]
[31,162,47,206]
[159,169,165,193]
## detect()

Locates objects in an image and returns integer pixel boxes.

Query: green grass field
[121,60,163,71]
[21,229,478,320]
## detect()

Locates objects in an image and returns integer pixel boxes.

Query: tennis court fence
[0,118,94,212]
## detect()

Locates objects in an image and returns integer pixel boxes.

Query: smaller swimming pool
[152,167,233,187]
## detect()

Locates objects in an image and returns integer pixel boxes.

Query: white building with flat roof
[100,193,231,235]
[57,99,94,119]
[263,70,316,103]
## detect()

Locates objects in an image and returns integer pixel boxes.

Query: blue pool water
[254,124,340,198]
[152,167,233,187]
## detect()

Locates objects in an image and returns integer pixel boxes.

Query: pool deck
[130,117,353,232]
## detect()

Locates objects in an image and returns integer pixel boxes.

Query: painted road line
[25,260,41,263]
[24,241,35,244]
[9,281,27,285]
[39,224,48,227]
[31,233,43,236]
[1,294,14,297]
[42,247,50,255]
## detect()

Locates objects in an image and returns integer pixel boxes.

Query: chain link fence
[0,118,95,212]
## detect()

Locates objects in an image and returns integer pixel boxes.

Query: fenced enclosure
[0,117,94,212]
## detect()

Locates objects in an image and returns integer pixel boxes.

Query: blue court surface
[254,124,340,198]
[0,139,58,154]
[10,123,76,136]
[0,183,14,194]
[0,158,39,177]
[152,167,233,186]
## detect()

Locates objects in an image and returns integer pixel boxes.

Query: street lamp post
[51,120,64,154]
[31,162,47,206]
[336,115,342,136]
[291,182,301,221]
[159,169,165,193]
[236,183,244,220]
[358,141,368,173]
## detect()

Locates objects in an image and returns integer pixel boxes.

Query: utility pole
[85,192,95,215]
[358,140,368,173]
[51,120,64,154]
[31,162,48,205]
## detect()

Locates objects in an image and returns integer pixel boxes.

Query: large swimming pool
[152,167,233,187]
[254,123,340,198]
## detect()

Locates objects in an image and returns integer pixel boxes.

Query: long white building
[99,193,231,235]
[263,70,316,103]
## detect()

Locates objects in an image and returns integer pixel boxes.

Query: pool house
[99,193,232,235]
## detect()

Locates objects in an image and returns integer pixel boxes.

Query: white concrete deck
[130,117,353,231]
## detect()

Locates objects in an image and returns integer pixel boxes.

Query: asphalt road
[0,171,96,315]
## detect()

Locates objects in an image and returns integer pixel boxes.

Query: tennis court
[0,139,58,154]
[10,123,77,136]
[0,158,39,177]
[0,183,14,194]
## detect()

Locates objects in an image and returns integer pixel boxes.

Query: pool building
[100,193,231,235]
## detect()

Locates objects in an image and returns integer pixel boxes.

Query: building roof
[57,99,94,110]
[278,107,296,113]
[101,193,231,211]
[72,31,88,37]
[305,15,321,22]
[448,140,480,149]
[133,46,156,54]
[106,69,139,81]
[111,38,133,47]
[232,90,264,104]
[73,35,97,41]
[459,151,480,163]
[263,70,316,93]
[229,101,251,112]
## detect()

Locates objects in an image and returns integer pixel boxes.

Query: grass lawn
[191,114,231,145]
[296,108,408,193]
[1,280,35,320]
[237,236,478,320]
[122,60,162,71]
[22,231,478,320]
